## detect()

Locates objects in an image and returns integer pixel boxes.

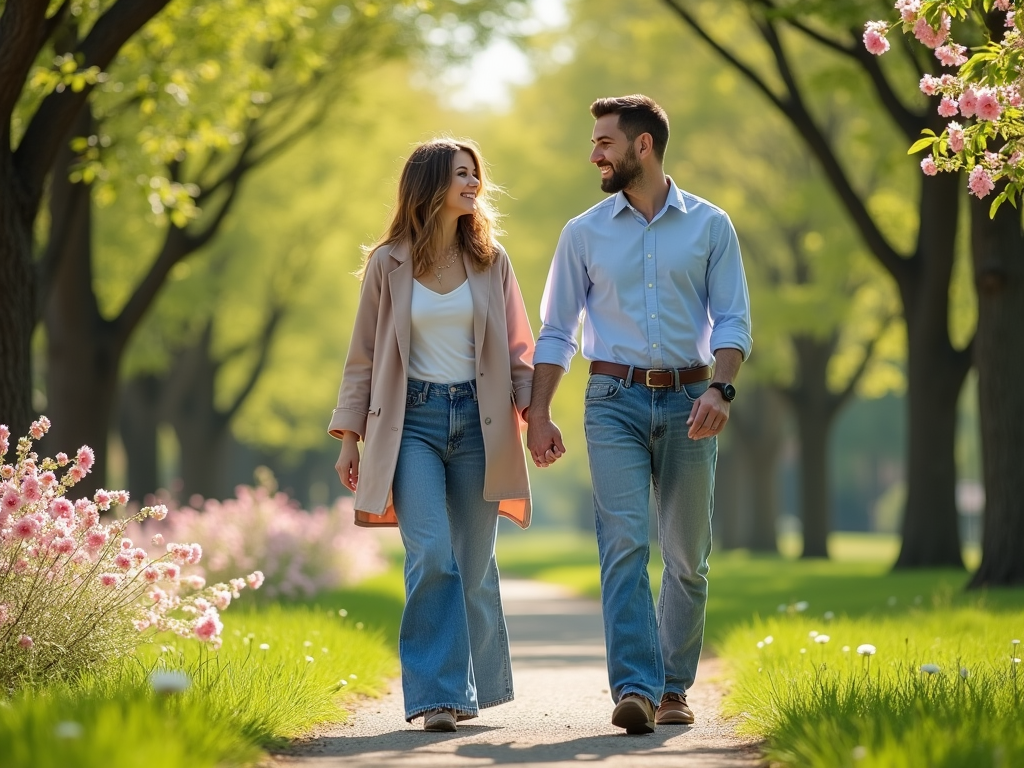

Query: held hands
[335,433,361,492]
[525,413,566,468]
[686,387,730,440]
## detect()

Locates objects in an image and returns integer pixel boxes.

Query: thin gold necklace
[434,244,459,287]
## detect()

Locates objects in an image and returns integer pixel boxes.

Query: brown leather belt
[589,361,712,388]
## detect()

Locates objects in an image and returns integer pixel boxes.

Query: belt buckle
[644,368,672,388]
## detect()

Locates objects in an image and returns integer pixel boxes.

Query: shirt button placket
[645,228,662,367]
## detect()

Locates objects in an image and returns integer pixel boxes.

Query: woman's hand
[335,432,361,492]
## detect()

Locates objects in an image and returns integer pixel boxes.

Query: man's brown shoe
[656,691,695,725]
[423,708,457,732]
[611,693,656,734]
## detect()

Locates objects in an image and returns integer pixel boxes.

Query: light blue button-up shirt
[534,178,752,371]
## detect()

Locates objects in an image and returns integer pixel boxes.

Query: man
[527,94,751,735]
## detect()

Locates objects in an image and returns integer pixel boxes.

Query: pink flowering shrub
[864,1,1024,212]
[131,478,385,601]
[0,418,262,692]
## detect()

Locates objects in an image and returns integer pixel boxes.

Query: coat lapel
[387,244,412,374]
[466,252,490,363]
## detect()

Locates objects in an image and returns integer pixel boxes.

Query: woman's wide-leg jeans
[391,379,514,721]
[583,373,716,706]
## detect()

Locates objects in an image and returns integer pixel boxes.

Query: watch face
[712,382,736,401]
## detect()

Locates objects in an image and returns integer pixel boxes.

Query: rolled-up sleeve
[534,222,589,371]
[706,212,752,360]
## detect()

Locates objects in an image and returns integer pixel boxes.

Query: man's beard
[599,145,643,193]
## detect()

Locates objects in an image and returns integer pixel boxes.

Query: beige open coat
[328,241,535,528]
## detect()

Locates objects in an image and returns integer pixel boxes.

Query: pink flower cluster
[864,0,1024,202]
[0,419,264,690]
[132,483,385,601]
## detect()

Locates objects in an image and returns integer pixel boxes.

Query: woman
[328,138,535,731]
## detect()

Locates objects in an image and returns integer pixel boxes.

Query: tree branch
[32,1,72,64]
[835,309,899,409]
[221,307,284,423]
[660,0,790,116]
[0,0,50,130]
[13,0,171,204]
[843,30,924,139]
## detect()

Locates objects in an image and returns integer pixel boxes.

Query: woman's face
[443,149,480,220]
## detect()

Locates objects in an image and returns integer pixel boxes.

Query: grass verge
[721,610,1024,768]
[0,569,404,768]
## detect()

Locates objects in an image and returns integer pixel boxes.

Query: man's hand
[335,433,361,492]
[526,414,566,468]
[686,388,730,440]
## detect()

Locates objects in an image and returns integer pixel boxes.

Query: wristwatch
[709,382,736,401]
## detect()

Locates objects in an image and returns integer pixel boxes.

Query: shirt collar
[611,176,688,220]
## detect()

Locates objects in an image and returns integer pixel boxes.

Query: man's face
[590,114,643,194]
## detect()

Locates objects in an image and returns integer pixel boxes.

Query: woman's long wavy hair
[363,138,502,278]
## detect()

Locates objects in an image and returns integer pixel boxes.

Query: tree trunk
[118,375,163,505]
[43,111,116,500]
[165,325,232,501]
[712,429,751,549]
[968,199,1024,587]
[0,157,36,437]
[745,386,783,553]
[786,337,842,558]
[894,174,970,568]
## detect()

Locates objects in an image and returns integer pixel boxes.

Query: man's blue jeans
[391,379,513,721]
[583,373,716,706]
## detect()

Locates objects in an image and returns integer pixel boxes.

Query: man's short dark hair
[590,94,670,161]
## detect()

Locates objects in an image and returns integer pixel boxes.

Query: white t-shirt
[408,279,476,383]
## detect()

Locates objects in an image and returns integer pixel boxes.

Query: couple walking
[328,94,752,735]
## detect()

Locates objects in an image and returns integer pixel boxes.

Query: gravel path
[270,579,763,767]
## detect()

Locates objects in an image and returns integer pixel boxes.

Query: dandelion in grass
[338,609,348,618]
[259,643,270,651]
[349,674,358,679]
[305,656,315,663]
[757,641,764,649]
[54,722,83,739]
[808,630,819,639]
[794,601,809,613]
[815,635,830,644]
[920,664,940,675]
[857,643,876,674]
[960,667,969,680]
[763,635,773,645]
[149,670,191,695]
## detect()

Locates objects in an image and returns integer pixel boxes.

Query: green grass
[721,611,1024,768]
[0,571,405,768]
[496,530,1019,646]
